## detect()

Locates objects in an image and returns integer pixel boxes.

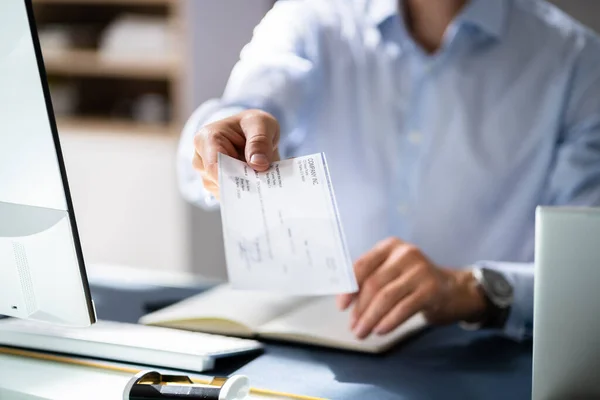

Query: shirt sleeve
[176,0,321,210]
[474,33,600,342]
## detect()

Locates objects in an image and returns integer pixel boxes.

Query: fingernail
[373,325,385,335]
[350,312,359,329]
[353,323,367,339]
[250,154,269,166]
[349,314,357,328]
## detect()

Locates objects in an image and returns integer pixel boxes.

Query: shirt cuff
[473,261,534,341]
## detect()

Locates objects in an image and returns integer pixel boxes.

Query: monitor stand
[0,201,95,326]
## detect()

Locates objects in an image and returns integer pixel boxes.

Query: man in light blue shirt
[178,0,600,341]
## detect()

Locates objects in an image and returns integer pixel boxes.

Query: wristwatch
[462,267,513,330]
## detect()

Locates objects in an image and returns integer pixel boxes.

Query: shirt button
[408,131,422,144]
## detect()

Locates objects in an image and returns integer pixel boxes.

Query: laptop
[533,207,600,399]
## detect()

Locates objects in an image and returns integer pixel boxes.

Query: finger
[195,126,243,182]
[199,168,213,183]
[354,237,400,288]
[343,238,403,318]
[273,147,281,162]
[336,293,355,311]
[352,267,423,339]
[192,152,205,172]
[351,244,422,325]
[373,288,429,336]
[240,111,280,171]
[203,178,220,199]
[338,242,396,312]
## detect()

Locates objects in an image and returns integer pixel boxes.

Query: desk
[91,281,533,400]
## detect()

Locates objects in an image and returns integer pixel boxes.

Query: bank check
[218,152,358,295]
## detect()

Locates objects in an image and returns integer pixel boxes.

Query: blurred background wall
[31,0,597,279]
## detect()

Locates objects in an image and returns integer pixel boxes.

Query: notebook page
[257,297,427,352]
[139,285,307,333]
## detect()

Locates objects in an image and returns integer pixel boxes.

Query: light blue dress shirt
[178,0,600,340]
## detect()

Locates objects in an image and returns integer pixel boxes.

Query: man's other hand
[193,109,281,199]
[336,237,487,339]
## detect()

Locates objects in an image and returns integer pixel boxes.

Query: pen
[124,370,250,400]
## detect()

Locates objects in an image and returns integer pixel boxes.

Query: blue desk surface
[91,283,532,400]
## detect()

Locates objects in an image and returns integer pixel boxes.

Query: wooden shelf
[33,0,174,5]
[33,0,185,133]
[42,49,179,80]
[56,116,177,135]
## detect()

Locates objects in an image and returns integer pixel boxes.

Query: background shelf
[43,49,180,80]
[33,0,173,6]
[33,0,183,135]
[56,116,176,135]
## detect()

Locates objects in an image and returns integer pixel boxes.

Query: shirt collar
[456,0,509,40]
[368,0,509,40]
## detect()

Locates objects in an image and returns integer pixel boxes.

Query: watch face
[481,268,513,307]
[492,275,512,296]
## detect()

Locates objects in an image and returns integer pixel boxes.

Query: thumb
[239,111,280,171]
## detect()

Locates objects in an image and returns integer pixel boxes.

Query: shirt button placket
[397,57,428,237]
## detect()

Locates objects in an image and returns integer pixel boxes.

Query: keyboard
[0,319,262,372]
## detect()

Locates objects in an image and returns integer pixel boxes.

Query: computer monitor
[0,0,96,327]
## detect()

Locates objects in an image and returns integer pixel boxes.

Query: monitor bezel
[22,0,96,323]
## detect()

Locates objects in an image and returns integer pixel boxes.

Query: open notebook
[139,285,427,353]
